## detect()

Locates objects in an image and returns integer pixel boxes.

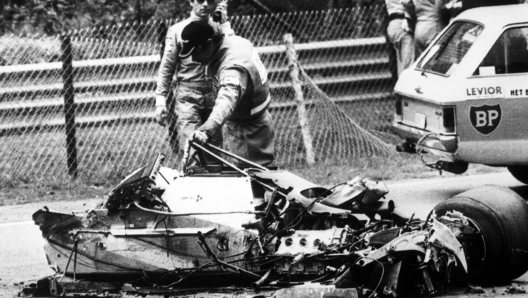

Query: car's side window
[475,27,528,76]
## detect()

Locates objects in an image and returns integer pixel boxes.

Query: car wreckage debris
[23,142,528,297]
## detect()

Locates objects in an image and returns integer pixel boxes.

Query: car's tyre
[433,185,528,284]
[508,166,528,184]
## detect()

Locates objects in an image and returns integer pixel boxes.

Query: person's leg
[176,85,205,166]
[399,31,415,73]
[387,18,415,75]
[201,88,223,151]
[225,111,275,168]
[386,18,401,83]
[246,111,275,167]
[414,21,426,57]
[415,20,443,56]
[199,89,223,166]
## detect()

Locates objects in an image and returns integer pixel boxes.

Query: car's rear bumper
[392,122,459,159]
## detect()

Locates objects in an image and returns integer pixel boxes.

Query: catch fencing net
[272,65,394,166]
[0,5,397,184]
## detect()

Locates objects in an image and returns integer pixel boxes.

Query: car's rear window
[418,21,484,76]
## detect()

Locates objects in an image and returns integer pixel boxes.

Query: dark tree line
[1,0,380,36]
[1,0,168,35]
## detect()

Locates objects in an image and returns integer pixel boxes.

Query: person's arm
[199,67,248,136]
[210,0,235,36]
[219,21,235,36]
[154,26,180,125]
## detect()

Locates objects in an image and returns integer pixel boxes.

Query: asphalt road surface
[1,171,528,296]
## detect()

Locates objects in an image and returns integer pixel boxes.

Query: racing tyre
[508,166,528,184]
[433,185,528,284]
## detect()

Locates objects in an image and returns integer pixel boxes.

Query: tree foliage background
[0,0,380,36]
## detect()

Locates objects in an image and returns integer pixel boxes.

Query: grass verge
[0,152,505,207]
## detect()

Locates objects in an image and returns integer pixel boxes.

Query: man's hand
[400,0,413,9]
[445,0,463,18]
[155,106,168,127]
[191,130,209,145]
[213,0,228,24]
[445,0,462,10]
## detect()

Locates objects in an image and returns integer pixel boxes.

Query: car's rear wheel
[433,185,528,284]
[508,166,528,184]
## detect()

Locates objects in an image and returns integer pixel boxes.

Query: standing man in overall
[155,0,234,164]
[385,0,416,77]
[401,0,449,56]
[179,21,275,168]
[400,0,519,57]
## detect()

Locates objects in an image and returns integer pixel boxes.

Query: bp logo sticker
[469,104,501,135]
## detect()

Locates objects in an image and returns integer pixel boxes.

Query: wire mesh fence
[0,5,398,184]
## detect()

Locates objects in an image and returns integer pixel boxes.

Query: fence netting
[0,5,398,184]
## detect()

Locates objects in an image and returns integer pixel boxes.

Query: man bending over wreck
[179,21,275,168]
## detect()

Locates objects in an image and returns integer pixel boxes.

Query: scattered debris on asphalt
[465,285,485,294]
[505,283,526,294]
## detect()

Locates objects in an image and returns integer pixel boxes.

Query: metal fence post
[60,33,78,178]
[284,33,315,165]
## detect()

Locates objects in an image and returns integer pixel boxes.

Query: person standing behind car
[385,0,416,76]
[154,0,234,162]
[179,22,275,168]
[402,0,450,56]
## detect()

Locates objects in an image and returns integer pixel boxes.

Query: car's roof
[455,4,528,27]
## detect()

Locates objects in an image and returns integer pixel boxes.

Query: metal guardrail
[0,37,392,136]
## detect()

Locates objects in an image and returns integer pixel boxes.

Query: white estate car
[392,4,528,183]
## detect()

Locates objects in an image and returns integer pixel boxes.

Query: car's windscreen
[418,22,483,76]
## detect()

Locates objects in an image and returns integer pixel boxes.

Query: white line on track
[0,220,34,227]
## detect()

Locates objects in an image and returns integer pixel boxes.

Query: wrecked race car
[26,142,528,297]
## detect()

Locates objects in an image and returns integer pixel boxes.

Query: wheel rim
[457,217,487,277]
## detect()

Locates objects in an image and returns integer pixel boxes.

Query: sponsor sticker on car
[465,85,504,100]
[469,104,502,135]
